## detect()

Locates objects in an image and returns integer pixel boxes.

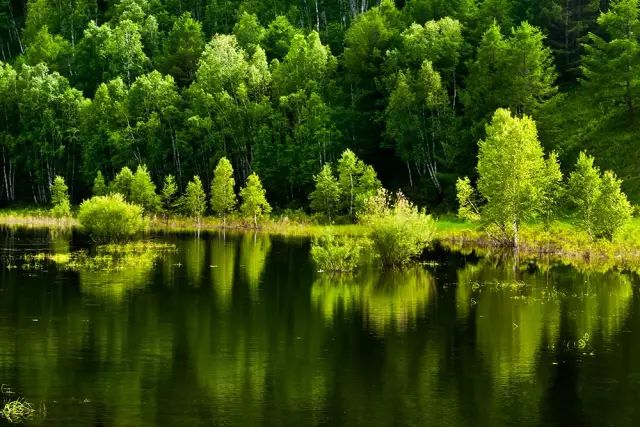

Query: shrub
[78,194,145,242]
[360,189,436,268]
[310,233,365,272]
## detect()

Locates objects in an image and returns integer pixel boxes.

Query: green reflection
[312,267,435,334]
[239,233,271,295]
[48,229,71,254]
[456,260,634,381]
[568,272,633,341]
[2,229,640,427]
[183,236,206,286]
[210,236,237,307]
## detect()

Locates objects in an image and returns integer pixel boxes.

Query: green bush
[360,189,436,268]
[310,234,365,272]
[78,194,145,242]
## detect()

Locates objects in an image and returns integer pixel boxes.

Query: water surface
[1,228,639,426]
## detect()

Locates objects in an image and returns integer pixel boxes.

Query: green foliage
[78,194,145,242]
[179,175,207,226]
[456,176,481,221]
[160,174,178,214]
[110,166,134,199]
[464,22,558,123]
[210,157,236,224]
[310,233,365,272]
[360,189,436,268]
[567,152,602,237]
[130,164,160,213]
[568,152,633,240]
[233,12,265,53]
[475,109,555,245]
[2,0,640,215]
[386,62,455,193]
[50,175,71,218]
[93,171,107,196]
[593,171,633,241]
[309,164,341,220]
[337,149,381,217]
[160,12,204,86]
[581,0,640,117]
[240,172,271,227]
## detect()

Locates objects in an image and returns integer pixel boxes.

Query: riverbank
[2,208,640,271]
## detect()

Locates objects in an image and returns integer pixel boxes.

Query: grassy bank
[2,208,640,270]
[436,216,640,272]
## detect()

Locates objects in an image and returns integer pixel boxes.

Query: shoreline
[2,210,639,272]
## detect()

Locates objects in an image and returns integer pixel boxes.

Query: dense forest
[0,0,638,210]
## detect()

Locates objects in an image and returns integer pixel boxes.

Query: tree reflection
[312,267,435,334]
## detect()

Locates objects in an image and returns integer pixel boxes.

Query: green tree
[456,176,481,221]
[386,62,456,193]
[567,152,632,240]
[160,12,204,86]
[160,174,178,215]
[180,175,207,228]
[130,164,160,213]
[92,171,107,196]
[475,108,554,246]
[593,171,633,241]
[336,149,381,217]
[23,26,71,74]
[567,152,602,237]
[271,31,336,95]
[233,12,264,54]
[128,71,182,180]
[262,15,301,60]
[398,17,464,97]
[581,0,640,117]
[541,151,564,225]
[50,175,71,218]
[110,166,134,199]
[464,22,558,124]
[188,34,272,180]
[240,172,271,227]
[210,157,236,226]
[17,64,84,203]
[309,163,341,220]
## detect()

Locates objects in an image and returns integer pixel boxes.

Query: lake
[0,227,639,426]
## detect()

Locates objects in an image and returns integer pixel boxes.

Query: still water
[0,228,639,426]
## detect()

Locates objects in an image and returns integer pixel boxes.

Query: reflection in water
[0,229,639,426]
[312,267,435,334]
[183,236,206,286]
[240,233,271,295]
[210,236,237,307]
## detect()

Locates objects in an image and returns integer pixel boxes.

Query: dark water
[1,228,639,426]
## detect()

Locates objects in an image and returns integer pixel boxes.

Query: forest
[0,0,638,211]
